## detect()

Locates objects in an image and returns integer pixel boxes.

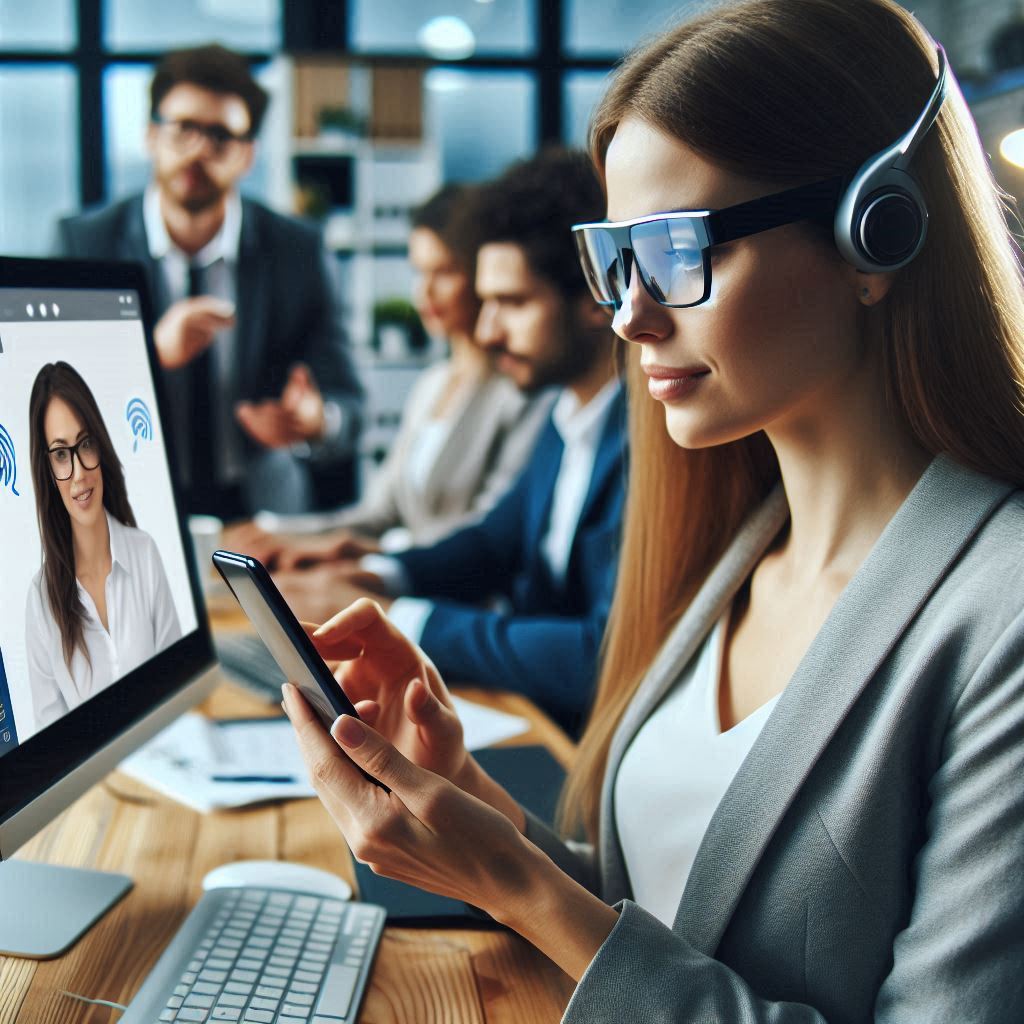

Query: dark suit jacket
[395,387,627,735]
[56,193,364,510]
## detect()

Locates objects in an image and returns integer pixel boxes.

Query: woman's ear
[854,270,896,307]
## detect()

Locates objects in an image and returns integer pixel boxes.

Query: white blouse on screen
[615,613,780,927]
[25,510,182,732]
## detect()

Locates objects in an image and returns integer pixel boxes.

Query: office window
[105,0,280,51]
[564,70,613,147]
[0,0,75,51]
[564,0,692,58]
[105,63,275,205]
[0,67,78,256]
[352,0,534,57]
[425,69,536,182]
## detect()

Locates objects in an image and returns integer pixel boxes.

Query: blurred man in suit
[278,149,626,735]
[57,44,363,518]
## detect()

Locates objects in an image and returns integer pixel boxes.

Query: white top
[541,379,621,586]
[25,511,183,732]
[383,379,622,644]
[615,614,780,927]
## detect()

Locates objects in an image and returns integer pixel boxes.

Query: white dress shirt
[379,379,622,644]
[615,613,780,927]
[25,511,183,732]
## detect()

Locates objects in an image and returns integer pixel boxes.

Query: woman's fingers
[405,677,462,741]
[354,698,381,727]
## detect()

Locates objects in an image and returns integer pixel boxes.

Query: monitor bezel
[0,255,216,847]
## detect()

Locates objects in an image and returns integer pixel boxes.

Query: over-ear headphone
[834,45,948,273]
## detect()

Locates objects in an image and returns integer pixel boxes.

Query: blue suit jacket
[395,387,627,735]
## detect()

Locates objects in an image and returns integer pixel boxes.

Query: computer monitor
[0,256,219,958]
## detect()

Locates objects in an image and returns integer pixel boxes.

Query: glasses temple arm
[706,176,846,245]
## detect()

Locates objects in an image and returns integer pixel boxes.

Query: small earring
[859,286,873,304]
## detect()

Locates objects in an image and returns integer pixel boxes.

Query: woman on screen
[279,0,1024,1020]
[25,361,181,731]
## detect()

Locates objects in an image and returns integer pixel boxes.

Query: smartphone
[212,549,388,790]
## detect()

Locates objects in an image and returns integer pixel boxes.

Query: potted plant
[372,298,426,357]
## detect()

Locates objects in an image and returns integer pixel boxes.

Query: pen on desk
[210,774,298,783]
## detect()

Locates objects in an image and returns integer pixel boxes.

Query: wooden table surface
[2,611,576,1024]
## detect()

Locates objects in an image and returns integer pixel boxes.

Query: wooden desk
[2,628,576,1023]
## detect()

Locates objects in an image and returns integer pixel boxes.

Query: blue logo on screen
[0,648,19,753]
[0,423,20,496]
[126,397,153,453]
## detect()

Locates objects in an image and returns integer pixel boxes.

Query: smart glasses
[49,436,100,481]
[153,117,252,155]
[572,176,845,309]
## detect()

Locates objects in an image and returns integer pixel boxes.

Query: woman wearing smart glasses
[280,0,1024,1019]
[25,361,180,733]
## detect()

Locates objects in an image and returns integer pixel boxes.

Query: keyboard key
[207,958,233,970]
[281,1006,311,1019]
[161,1010,176,1022]
[294,970,321,984]
[242,1010,274,1023]
[224,982,253,996]
[211,1010,241,1022]
[229,970,258,984]
[237,959,264,971]
[217,994,247,1008]
[284,992,315,1007]
[249,997,279,1012]
[279,1018,307,1024]
[314,965,359,1020]
[168,996,185,1009]
[184,995,215,1009]
[176,1009,208,1022]
[255,985,284,1000]
[199,970,228,984]
[289,982,317,995]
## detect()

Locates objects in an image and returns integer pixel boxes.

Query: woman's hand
[305,599,524,828]
[282,683,540,917]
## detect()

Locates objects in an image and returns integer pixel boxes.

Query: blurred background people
[277,149,627,735]
[25,362,181,730]
[230,183,554,566]
[55,44,364,520]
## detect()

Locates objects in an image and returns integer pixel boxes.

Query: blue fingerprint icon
[0,423,19,496]
[126,397,153,453]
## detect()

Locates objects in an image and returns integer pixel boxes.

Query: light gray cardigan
[335,362,554,546]
[526,455,1024,1023]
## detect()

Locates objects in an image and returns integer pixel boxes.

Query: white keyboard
[120,886,385,1024]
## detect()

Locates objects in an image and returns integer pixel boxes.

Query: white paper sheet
[119,696,530,813]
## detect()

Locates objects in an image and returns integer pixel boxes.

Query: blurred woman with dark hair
[25,361,180,730]
[230,183,555,569]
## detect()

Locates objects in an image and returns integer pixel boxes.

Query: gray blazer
[333,363,554,546]
[526,455,1024,1023]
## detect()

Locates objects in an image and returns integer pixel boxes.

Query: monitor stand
[0,860,133,958]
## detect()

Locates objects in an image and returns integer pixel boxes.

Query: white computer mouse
[201,859,352,901]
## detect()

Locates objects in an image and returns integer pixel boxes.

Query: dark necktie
[187,263,217,511]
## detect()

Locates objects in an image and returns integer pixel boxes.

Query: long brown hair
[29,362,137,671]
[560,0,1024,841]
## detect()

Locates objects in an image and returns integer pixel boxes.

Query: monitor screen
[0,258,214,848]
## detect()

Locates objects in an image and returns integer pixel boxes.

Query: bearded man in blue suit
[275,150,626,736]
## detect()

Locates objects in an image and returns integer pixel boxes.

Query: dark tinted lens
[630,217,705,306]
[574,228,622,306]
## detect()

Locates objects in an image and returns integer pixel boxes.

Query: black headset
[833,45,949,273]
